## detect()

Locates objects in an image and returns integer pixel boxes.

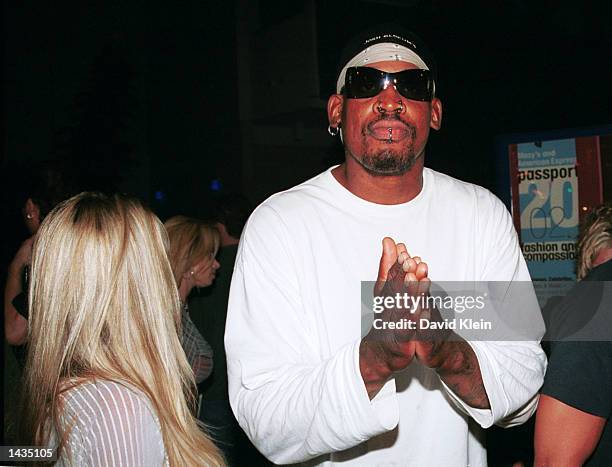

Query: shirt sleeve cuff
[439,341,495,428]
[349,340,399,437]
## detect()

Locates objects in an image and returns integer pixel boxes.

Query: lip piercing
[387,127,393,143]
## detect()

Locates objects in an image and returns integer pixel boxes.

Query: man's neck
[216,223,240,247]
[222,237,239,247]
[592,247,612,268]
[331,158,425,205]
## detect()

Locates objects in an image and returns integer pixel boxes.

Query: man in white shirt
[225,25,546,466]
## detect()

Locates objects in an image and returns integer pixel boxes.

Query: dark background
[4,1,611,214]
[2,0,611,461]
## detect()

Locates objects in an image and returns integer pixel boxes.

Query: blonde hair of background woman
[22,192,224,466]
[576,202,612,280]
[164,215,220,284]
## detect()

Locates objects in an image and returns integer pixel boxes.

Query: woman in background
[165,215,220,386]
[4,160,72,348]
[22,192,224,466]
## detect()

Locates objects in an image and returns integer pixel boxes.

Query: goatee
[349,121,420,176]
[360,148,418,176]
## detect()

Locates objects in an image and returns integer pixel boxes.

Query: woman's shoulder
[61,379,154,419]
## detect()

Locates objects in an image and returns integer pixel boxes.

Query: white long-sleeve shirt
[225,167,546,466]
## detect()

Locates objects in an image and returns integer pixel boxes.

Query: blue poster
[517,138,579,280]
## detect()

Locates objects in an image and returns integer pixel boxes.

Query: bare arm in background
[535,394,605,466]
[4,238,32,346]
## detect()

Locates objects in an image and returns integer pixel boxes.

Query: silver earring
[328,125,339,137]
[26,213,33,219]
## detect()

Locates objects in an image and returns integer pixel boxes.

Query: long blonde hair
[576,202,612,280]
[164,215,220,283]
[22,192,224,466]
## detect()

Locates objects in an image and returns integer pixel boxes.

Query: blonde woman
[164,216,220,385]
[22,192,224,466]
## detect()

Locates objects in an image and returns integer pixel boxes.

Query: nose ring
[376,101,404,113]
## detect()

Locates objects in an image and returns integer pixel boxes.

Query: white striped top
[53,379,168,466]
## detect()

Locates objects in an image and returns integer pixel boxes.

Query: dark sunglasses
[344,66,434,102]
